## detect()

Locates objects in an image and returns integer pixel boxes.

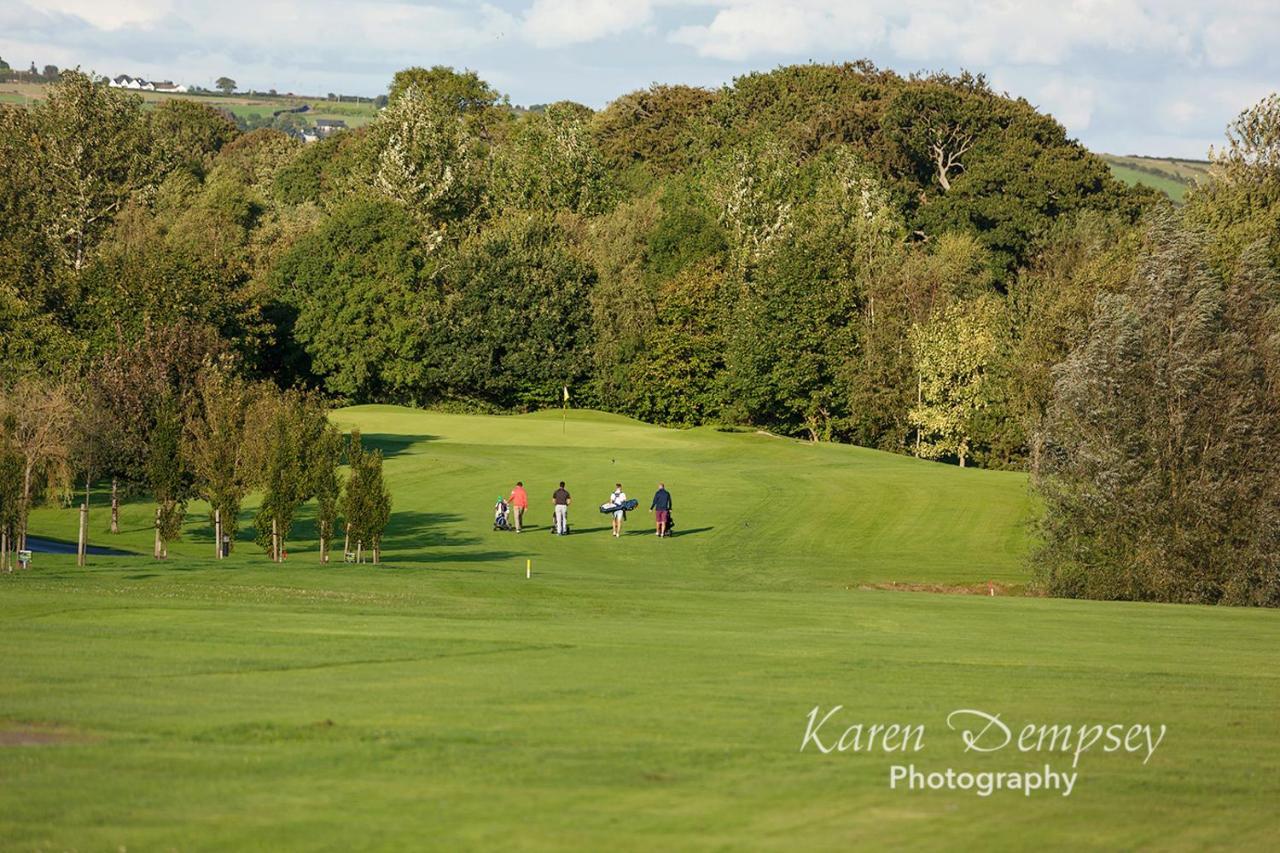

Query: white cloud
[523,0,653,48]
[2,0,1278,157]
[669,2,884,61]
[1036,77,1097,133]
[664,1,1274,70]
[36,0,171,31]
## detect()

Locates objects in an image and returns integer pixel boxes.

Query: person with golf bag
[650,482,673,537]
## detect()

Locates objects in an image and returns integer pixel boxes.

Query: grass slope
[3,407,1278,850]
[1101,154,1213,203]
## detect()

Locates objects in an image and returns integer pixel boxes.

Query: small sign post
[17,550,32,570]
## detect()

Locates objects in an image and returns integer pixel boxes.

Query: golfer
[608,483,627,538]
[508,481,528,532]
[650,482,672,537]
[552,481,572,535]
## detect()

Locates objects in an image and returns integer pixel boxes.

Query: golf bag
[599,498,639,515]
[663,512,675,536]
[493,499,511,531]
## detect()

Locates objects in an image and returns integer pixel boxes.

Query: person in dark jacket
[650,483,672,537]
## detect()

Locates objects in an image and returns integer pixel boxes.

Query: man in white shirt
[608,483,627,538]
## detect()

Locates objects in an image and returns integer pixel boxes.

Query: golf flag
[563,386,569,403]
[562,385,569,434]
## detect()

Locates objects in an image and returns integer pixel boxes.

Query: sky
[2,0,1277,158]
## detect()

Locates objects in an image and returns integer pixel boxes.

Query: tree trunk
[77,502,87,567]
[343,523,350,560]
[1,531,7,572]
[356,540,363,564]
[110,478,119,534]
[320,533,328,564]
[271,517,279,563]
[215,508,222,560]
[19,461,33,552]
[373,536,380,565]
[153,507,162,560]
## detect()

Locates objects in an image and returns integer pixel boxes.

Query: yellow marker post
[526,559,531,580]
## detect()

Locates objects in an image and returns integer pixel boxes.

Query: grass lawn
[2,407,1277,849]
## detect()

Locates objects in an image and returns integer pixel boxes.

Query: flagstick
[526,558,531,580]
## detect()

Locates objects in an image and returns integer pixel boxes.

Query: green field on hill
[3,407,1278,849]
[1100,154,1213,202]
[0,81,378,128]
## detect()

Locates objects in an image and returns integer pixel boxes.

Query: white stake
[526,558,531,580]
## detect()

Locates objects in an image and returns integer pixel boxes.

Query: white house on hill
[110,74,188,93]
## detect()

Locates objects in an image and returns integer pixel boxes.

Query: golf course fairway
[2,406,1277,849]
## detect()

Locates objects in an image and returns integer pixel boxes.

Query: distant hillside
[0,81,379,131]
[1100,154,1212,203]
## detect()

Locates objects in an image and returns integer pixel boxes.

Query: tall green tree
[185,359,254,551]
[271,199,426,401]
[1035,214,1280,605]
[427,213,595,409]
[1186,92,1280,278]
[0,417,22,571]
[340,430,391,564]
[250,391,321,562]
[308,422,344,564]
[908,295,1005,467]
[146,393,189,558]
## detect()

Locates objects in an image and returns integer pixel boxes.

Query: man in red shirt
[508,481,528,533]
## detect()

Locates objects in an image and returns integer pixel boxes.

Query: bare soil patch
[859,581,1031,596]
[0,722,94,746]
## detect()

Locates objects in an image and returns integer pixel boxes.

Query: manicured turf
[3,407,1277,850]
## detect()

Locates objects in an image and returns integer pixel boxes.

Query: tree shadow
[354,434,436,458]
[377,511,470,548]
[23,536,137,556]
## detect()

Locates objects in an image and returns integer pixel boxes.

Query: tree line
[2,66,1278,604]
[0,355,391,570]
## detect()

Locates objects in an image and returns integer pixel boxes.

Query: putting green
[2,406,1277,849]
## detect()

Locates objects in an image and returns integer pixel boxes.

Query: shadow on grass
[353,433,436,458]
[24,536,136,556]
[620,526,713,538]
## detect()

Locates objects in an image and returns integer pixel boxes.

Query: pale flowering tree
[371,85,475,249]
[490,101,614,215]
[703,137,799,279]
[25,72,153,271]
[808,148,903,286]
